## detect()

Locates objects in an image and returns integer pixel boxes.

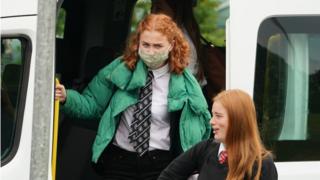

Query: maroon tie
[219,150,228,164]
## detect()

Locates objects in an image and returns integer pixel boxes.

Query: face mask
[138,47,170,69]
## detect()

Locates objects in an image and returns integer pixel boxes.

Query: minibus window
[1,38,28,163]
[56,8,66,39]
[254,16,320,162]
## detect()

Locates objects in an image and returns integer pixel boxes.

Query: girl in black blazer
[158,89,278,180]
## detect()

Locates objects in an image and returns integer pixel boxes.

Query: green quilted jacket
[62,57,211,163]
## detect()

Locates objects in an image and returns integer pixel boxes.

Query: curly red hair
[123,14,190,74]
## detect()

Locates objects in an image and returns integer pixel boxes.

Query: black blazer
[158,139,278,180]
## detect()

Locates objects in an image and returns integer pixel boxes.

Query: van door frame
[29,0,56,179]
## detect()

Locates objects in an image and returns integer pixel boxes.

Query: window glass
[1,38,26,161]
[56,8,66,39]
[254,16,320,161]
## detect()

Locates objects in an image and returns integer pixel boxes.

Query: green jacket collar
[108,59,147,91]
[106,58,206,113]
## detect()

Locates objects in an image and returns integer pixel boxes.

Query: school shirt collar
[149,63,169,79]
[218,143,226,158]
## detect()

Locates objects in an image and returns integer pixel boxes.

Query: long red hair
[123,14,189,74]
[213,89,271,180]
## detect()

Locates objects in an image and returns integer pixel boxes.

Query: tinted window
[1,37,29,164]
[254,16,320,162]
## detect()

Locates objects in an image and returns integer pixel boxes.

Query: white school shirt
[113,63,171,151]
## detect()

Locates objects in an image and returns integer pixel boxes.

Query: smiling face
[210,101,229,144]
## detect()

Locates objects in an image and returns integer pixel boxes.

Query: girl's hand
[55,84,67,103]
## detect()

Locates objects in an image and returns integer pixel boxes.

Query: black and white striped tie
[128,71,153,156]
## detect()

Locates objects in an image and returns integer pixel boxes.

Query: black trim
[1,35,32,166]
[1,14,37,19]
[200,35,214,47]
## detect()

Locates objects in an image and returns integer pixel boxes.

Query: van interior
[55,0,136,179]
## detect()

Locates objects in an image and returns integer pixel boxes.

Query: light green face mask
[138,48,170,69]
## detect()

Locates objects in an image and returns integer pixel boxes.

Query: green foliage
[56,8,66,38]
[130,1,152,32]
[194,0,226,46]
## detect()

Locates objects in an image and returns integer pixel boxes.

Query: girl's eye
[154,44,163,49]
[142,43,150,48]
[214,114,222,119]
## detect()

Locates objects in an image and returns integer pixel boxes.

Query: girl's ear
[169,41,175,51]
[169,45,173,51]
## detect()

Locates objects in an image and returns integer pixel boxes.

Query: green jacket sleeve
[179,103,211,151]
[179,69,212,151]
[61,59,121,120]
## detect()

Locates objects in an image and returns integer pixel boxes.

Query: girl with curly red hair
[123,14,190,74]
[56,14,211,179]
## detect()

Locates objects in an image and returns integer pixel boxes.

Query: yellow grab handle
[52,78,60,180]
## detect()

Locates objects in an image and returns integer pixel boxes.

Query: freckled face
[210,101,229,144]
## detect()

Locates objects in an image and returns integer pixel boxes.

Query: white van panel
[1,15,37,180]
[1,0,38,17]
[229,0,320,179]
[276,162,320,180]
[228,0,320,95]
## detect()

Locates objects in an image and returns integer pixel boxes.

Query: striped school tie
[219,150,228,164]
[128,71,153,156]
